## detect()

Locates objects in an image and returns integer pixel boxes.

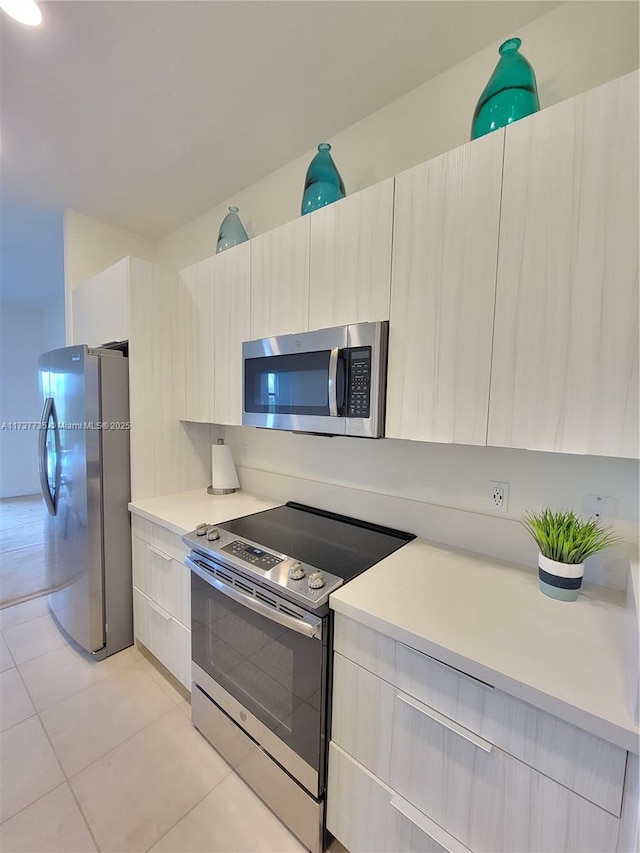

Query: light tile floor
[0,597,314,852]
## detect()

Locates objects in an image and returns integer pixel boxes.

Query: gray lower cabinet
[327,614,632,853]
[328,742,464,853]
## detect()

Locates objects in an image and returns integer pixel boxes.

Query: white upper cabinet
[250,217,310,340]
[72,258,130,347]
[181,243,250,425]
[488,71,639,458]
[180,258,215,423]
[127,258,212,500]
[386,129,505,445]
[308,179,394,330]
[212,244,251,426]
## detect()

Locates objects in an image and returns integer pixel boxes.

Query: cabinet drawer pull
[400,643,494,690]
[146,597,172,621]
[390,794,472,853]
[396,692,493,753]
[148,544,172,561]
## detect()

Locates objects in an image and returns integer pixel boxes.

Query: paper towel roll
[209,442,240,494]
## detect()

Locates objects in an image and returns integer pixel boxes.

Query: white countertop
[330,538,640,753]
[128,489,283,536]
[128,489,638,753]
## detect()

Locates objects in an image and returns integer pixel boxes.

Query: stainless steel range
[183,502,414,853]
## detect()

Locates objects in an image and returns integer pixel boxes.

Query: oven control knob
[196,523,208,536]
[288,562,306,580]
[206,528,220,542]
[308,571,326,590]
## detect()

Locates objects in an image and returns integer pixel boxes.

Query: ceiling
[0,0,560,243]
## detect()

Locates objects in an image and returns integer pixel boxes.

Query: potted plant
[521,508,620,601]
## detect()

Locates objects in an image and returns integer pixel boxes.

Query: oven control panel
[222,539,283,571]
[183,527,344,609]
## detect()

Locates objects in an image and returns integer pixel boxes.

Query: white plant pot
[538,553,585,601]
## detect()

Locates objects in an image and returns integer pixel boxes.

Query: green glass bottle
[301,143,346,216]
[216,206,248,254]
[470,37,540,140]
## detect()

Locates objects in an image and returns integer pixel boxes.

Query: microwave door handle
[328,347,339,417]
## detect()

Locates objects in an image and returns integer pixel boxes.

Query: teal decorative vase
[470,37,540,140]
[301,143,346,216]
[216,206,248,254]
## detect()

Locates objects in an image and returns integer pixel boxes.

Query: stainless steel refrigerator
[37,344,133,659]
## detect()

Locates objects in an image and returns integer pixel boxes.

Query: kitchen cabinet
[250,217,310,339]
[71,257,130,347]
[72,256,212,500]
[131,515,190,689]
[488,70,639,458]
[385,129,504,445]
[328,613,631,853]
[181,243,251,425]
[308,179,394,330]
[180,258,215,423]
[128,258,212,499]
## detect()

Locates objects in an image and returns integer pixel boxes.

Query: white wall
[0,303,45,497]
[156,1,639,271]
[226,427,639,545]
[40,293,66,356]
[0,198,66,498]
[0,296,65,498]
[63,210,156,344]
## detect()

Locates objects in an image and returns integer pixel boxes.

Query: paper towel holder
[207,438,240,495]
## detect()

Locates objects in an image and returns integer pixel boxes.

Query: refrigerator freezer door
[39,346,105,655]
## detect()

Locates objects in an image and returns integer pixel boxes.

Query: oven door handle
[186,556,323,640]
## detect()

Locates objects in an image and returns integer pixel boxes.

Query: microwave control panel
[346,347,371,418]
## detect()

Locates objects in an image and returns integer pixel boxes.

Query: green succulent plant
[521,508,620,564]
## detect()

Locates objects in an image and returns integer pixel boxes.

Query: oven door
[188,556,329,798]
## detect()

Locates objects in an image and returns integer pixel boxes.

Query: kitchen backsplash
[226,425,638,592]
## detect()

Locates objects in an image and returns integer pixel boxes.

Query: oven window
[244,351,344,416]
[191,572,327,775]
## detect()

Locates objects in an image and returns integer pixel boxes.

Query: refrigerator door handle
[38,397,59,516]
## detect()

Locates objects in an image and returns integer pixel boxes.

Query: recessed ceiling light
[0,0,42,27]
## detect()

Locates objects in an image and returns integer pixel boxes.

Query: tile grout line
[1,617,70,668]
[6,659,103,852]
[15,645,145,717]
[2,598,228,851]
[63,698,184,782]
[7,646,194,850]
[0,629,17,670]
[142,766,234,853]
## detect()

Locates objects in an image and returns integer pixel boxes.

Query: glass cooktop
[215,502,415,582]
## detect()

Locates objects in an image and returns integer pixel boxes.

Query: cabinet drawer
[327,742,467,853]
[133,587,191,690]
[334,616,626,815]
[132,534,190,628]
[332,655,619,853]
[131,515,188,564]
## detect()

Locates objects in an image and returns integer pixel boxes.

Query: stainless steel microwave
[242,321,388,438]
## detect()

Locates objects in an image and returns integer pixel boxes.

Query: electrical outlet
[582,494,616,526]
[239,444,249,463]
[489,481,510,512]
